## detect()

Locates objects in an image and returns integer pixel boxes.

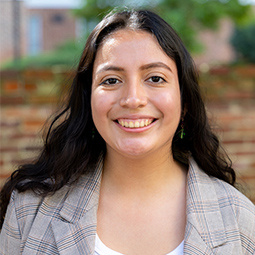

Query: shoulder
[0,188,48,253]
[3,184,70,235]
[4,164,102,224]
[213,176,255,226]
[188,157,255,214]
[211,174,255,242]
[3,158,103,230]
[6,176,91,222]
[1,176,83,229]
[187,158,255,251]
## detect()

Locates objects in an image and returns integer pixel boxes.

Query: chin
[118,146,154,158]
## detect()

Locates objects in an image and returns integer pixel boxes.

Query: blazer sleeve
[236,194,255,254]
[0,190,21,255]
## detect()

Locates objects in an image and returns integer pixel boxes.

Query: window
[28,15,42,55]
[51,14,65,24]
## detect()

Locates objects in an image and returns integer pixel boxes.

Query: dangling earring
[92,128,95,139]
[180,117,185,139]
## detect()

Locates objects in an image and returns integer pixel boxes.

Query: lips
[116,118,155,128]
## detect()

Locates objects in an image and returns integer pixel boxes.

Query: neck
[101,148,187,198]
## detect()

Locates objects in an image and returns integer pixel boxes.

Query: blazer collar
[50,157,103,254]
[58,157,103,223]
[51,157,228,254]
[185,158,227,253]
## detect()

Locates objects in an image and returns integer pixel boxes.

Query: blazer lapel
[184,221,214,255]
[184,158,227,254]
[51,205,98,254]
[51,158,103,255]
[49,156,230,254]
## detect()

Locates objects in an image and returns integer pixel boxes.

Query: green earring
[180,117,185,139]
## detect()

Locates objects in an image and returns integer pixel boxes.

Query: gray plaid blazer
[1,157,255,255]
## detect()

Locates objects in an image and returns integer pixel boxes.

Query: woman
[0,10,254,255]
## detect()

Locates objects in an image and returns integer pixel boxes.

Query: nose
[119,81,147,108]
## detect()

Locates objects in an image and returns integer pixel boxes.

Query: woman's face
[91,29,181,159]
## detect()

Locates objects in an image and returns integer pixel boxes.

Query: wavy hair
[0,9,235,228]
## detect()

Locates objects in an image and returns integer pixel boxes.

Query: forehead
[94,29,176,68]
[98,29,160,51]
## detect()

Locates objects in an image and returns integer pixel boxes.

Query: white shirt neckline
[95,234,184,255]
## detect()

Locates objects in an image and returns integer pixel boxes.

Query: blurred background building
[0,0,83,65]
[1,0,26,64]
[2,0,254,67]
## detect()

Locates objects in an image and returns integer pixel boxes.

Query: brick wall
[0,68,73,186]
[205,100,255,201]
[199,65,255,202]
[1,66,255,203]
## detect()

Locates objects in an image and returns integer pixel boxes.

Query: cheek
[91,94,104,123]
[153,90,181,117]
[91,90,114,124]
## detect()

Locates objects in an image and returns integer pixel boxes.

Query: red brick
[223,140,244,145]
[241,175,255,181]
[209,67,230,75]
[10,133,37,139]
[23,69,54,80]
[3,80,19,92]
[0,173,11,179]
[2,108,23,117]
[0,147,19,153]
[24,83,37,92]
[224,92,255,100]
[22,121,45,133]
[235,151,255,156]
[29,95,58,104]
[0,121,20,128]
[24,120,45,128]
[234,65,255,77]
[11,158,33,165]
[0,96,25,105]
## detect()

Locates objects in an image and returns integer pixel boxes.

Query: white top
[95,234,184,255]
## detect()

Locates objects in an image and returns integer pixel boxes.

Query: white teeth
[118,119,153,128]
[129,122,134,128]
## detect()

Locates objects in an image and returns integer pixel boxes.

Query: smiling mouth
[116,118,156,128]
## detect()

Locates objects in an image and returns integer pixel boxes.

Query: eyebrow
[96,62,172,75]
[140,62,172,72]
[96,66,124,74]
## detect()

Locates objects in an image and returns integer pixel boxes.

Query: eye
[147,76,166,84]
[100,78,121,85]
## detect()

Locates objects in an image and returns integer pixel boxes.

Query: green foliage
[73,0,252,52]
[73,0,158,20]
[1,41,84,70]
[231,23,255,63]
[154,0,252,52]
[3,0,252,70]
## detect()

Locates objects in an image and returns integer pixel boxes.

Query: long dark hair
[0,9,235,229]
